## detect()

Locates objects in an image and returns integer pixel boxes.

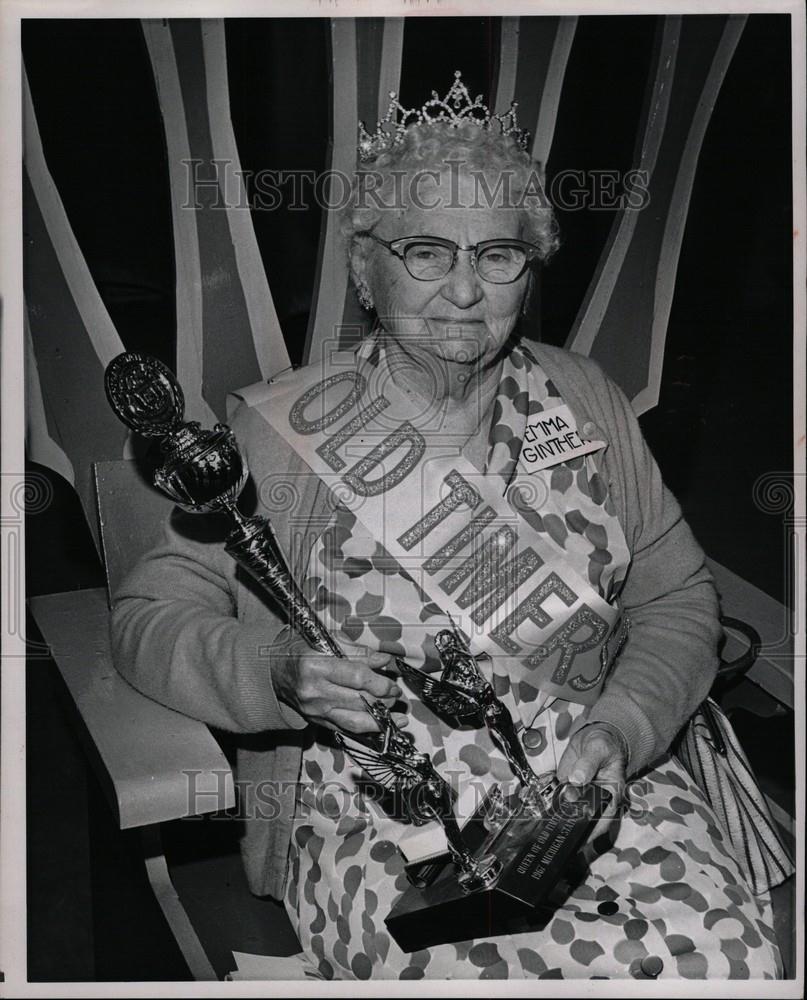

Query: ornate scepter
[106,352,513,888]
[104,352,342,657]
[104,351,502,894]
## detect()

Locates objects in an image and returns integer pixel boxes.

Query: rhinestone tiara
[357,70,530,163]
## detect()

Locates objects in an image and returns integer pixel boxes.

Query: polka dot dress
[282,343,782,980]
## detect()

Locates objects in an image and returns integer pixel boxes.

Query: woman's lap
[284,754,782,980]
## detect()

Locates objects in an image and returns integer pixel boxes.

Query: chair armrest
[29,588,235,829]
[706,558,793,709]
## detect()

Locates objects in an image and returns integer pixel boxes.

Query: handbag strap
[696,615,762,756]
[715,615,762,687]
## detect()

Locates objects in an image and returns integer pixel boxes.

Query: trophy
[398,623,557,811]
[335,699,502,894]
[105,352,611,952]
[384,626,611,950]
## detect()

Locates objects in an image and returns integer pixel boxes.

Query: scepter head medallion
[105,352,185,437]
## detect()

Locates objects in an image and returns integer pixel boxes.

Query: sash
[250,344,623,706]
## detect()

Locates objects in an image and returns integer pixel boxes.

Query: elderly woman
[112,75,782,980]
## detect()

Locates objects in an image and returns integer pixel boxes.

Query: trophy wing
[397,661,480,720]
[335,735,422,792]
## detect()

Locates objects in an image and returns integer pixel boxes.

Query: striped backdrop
[23,66,128,549]
[565,15,747,414]
[23,15,745,543]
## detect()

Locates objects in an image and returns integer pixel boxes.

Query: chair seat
[29,588,234,829]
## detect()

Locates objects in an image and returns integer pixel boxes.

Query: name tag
[517,404,606,474]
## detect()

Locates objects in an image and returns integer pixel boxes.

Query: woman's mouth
[428,317,484,324]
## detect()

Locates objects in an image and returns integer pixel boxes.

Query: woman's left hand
[556,723,627,843]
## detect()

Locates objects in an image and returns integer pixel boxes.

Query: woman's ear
[350,236,365,279]
[350,238,375,312]
[520,270,537,318]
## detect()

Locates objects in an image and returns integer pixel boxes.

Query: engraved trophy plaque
[105,352,610,953]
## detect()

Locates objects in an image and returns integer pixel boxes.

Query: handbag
[673,617,795,895]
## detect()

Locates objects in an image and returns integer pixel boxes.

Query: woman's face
[361,169,530,374]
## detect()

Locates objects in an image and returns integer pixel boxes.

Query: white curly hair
[342,119,559,310]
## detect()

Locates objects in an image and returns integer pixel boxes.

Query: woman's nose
[440,251,484,308]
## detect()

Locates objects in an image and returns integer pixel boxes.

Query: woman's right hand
[274,637,407,734]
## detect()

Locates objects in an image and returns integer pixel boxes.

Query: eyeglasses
[360,232,542,284]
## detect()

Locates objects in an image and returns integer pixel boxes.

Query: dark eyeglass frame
[360,232,542,284]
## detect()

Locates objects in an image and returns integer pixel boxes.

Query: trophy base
[457,853,502,893]
[386,782,611,952]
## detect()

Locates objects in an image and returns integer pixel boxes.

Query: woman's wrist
[257,626,310,730]
[268,629,304,713]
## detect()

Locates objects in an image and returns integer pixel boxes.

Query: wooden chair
[28,458,301,980]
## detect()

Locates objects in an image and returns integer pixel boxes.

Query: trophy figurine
[397,624,555,814]
[336,699,502,893]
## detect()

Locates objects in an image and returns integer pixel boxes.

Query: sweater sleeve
[580,363,721,775]
[109,405,309,735]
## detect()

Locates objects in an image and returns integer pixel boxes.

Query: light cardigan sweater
[111,343,721,900]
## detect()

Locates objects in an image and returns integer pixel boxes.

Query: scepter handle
[223,511,344,658]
